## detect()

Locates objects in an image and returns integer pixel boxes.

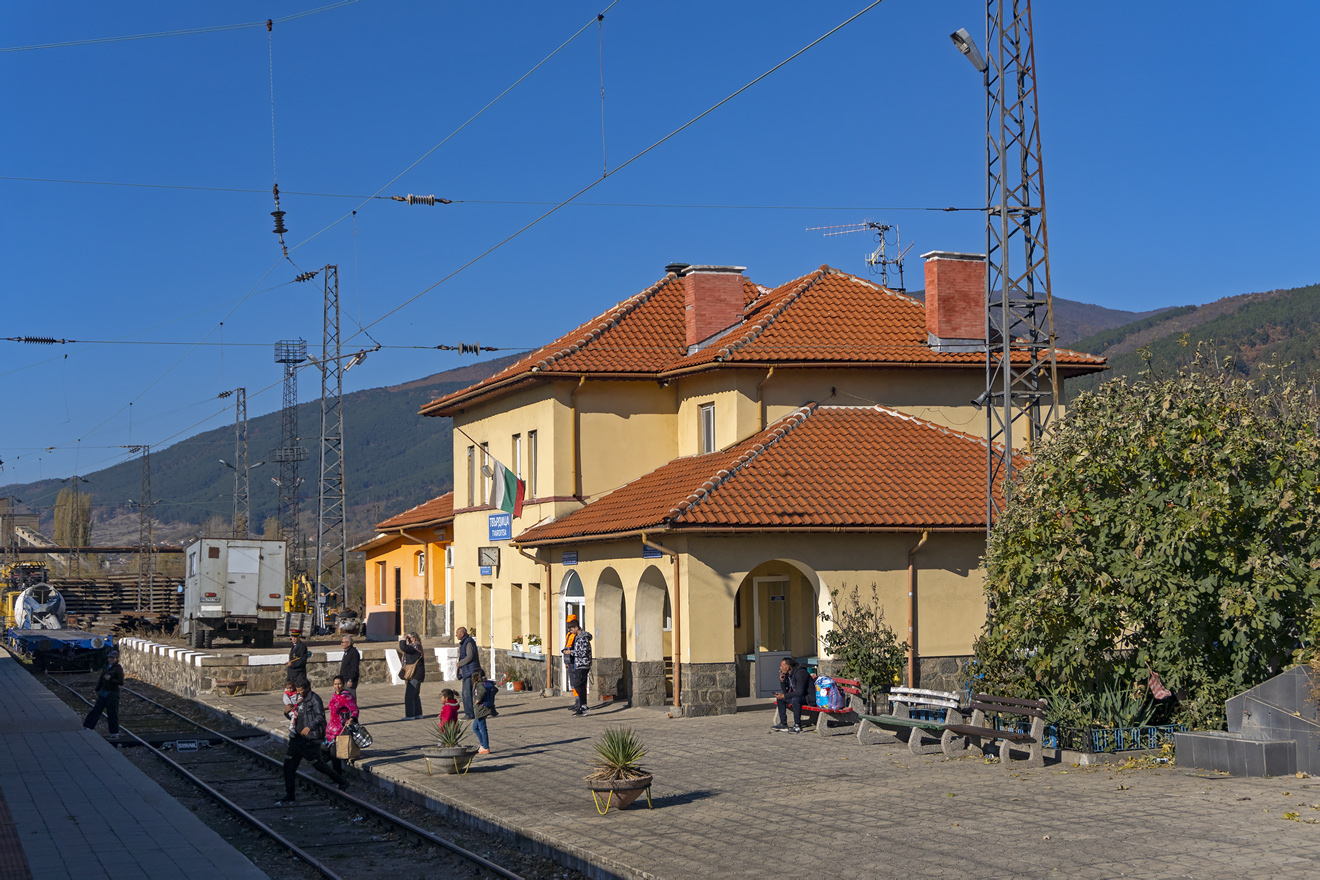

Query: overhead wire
[0,0,363,53]
[347,0,891,342]
[288,1,622,254]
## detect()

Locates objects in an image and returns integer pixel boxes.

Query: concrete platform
[0,648,268,880]
[199,677,1320,880]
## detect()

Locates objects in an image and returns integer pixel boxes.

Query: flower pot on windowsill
[511,643,523,653]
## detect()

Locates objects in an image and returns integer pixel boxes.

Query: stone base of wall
[425,603,448,638]
[679,662,736,717]
[592,657,626,700]
[630,660,667,707]
[488,648,549,691]
[915,655,970,693]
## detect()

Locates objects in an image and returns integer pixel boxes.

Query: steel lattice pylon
[982,0,1059,531]
[231,388,249,538]
[316,265,347,627]
[273,340,308,576]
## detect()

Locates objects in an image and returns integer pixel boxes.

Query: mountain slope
[902,291,1170,347]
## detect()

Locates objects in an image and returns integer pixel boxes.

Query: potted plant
[421,721,478,775]
[585,727,653,813]
[526,633,543,654]
[511,639,524,653]
[500,666,526,691]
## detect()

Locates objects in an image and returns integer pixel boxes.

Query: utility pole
[952,0,1059,532]
[131,446,153,611]
[273,341,308,580]
[219,388,250,538]
[316,266,348,630]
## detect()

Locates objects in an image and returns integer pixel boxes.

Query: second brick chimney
[922,251,986,352]
[680,265,746,351]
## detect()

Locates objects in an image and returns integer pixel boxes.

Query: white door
[753,576,792,698]
[560,571,585,693]
[227,545,262,615]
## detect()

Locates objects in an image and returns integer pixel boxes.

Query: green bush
[819,583,908,701]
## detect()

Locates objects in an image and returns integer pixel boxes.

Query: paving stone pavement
[204,680,1320,880]
[0,650,268,880]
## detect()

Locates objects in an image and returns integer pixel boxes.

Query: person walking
[472,678,496,755]
[399,632,425,720]
[455,626,481,719]
[277,678,346,805]
[338,635,360,699]
[562,615,592,716]
[324,675,359,777]
[83,648,124,737]
[285,629,308,684]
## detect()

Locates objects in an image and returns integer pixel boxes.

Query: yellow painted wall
[360,529,450,638]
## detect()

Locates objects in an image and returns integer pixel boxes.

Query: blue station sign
[488,512,512,542]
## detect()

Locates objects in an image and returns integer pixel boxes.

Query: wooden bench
[941,693,1049,768]
[214,678,248,696]
[801,677,865,738]
[857,687,963,754]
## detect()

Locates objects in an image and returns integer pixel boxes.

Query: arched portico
[592,568,627,699]
[733,559,826,698]
[631,564,671,706]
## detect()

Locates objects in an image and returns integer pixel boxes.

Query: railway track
[48,677,527,880]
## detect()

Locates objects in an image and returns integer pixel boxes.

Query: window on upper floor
[528,430,538,498]
[512,433,522,479]
[481,442,491,505]
[466,445,475,507]
[699,402,716,454]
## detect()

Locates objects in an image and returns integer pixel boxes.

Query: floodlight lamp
[950,28,988,73]
[219,459,233,469]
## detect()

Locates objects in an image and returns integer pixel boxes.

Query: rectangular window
[416,551,426,577]
[699,402,716,454]
[377,562,387,605]
[512,434,522,479]
[468,444,477,506]
[481,443,491,506]
[528,430,538,498]
[528,583,541,640]
[510,584,523,648]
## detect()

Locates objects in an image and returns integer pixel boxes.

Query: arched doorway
[560,570,585,693]
[632,565,670,706]
[593,568,626,699]
[733,560,823,698]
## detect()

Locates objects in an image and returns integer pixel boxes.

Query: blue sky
[2,0,1317,489]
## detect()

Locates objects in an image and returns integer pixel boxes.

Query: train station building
[418,255,1106,715]
[352,492,454,640]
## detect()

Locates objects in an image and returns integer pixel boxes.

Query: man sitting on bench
[771,658,811,733]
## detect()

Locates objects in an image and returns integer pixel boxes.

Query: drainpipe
[756,366,775,431]
[517,546,554,694]
[641,533,681,711]
[907,530,930,688]
[569,375,586,500]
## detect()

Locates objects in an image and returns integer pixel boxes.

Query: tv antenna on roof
[806,221,914,292]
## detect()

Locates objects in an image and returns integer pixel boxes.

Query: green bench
[858,687,963,753]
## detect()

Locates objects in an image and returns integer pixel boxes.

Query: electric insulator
[20,336,61,345]
[391,194,452,206]
[293,271,318,283]
[272,210,287,235]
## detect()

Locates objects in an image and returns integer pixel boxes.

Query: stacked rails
[50,573,181,632]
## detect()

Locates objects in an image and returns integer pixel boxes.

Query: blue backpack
[815,676,846,709]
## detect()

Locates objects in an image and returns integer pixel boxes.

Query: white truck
[181,538,286,649]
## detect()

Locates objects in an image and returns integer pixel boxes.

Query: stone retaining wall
[629,660,666,707]
[679,662,737,716]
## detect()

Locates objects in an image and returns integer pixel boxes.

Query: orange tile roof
[375,491,454,530]
[422,266,1105,415]
[513,405,1023,544]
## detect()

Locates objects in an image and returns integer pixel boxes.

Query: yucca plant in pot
[584,727,653,812]
[422,720,478,775]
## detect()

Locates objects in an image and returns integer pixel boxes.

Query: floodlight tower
[273,340,308,575]
[316,265,347,629]
[951,1,1060,532]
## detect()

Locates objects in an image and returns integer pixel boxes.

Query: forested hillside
[1069,282,1320,397]
[1,354,524,547]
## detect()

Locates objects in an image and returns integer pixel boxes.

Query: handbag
[334,734,361,760]
[346,718,373,748]
[402,657,421,681]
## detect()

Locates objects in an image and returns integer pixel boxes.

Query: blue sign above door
[488,512,512,541]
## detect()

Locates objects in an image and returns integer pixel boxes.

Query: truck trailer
[182,538,285,648]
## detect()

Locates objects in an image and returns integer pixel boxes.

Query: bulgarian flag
[487,459,526,517]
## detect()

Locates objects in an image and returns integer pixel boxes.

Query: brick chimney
[680,265,746,350]
[922,251,985,352]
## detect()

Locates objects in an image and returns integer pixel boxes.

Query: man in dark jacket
[338,635,360,697]
[83,648,125,737]
[455,626,480,720]
[277,678,346,804]
[285,630,309,683]
[562,616,592,716]
[771,658,811,733]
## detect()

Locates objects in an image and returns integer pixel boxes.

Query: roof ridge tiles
[666,402,819,521]
[714,267,833,362]
[531,274,675,372]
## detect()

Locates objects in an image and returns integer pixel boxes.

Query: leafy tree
[819,582,907,702]
[975,353,1320,728]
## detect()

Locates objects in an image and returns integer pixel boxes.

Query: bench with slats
[941,693,1049,768]
[857,687,963,753]
[801,677,865,738]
